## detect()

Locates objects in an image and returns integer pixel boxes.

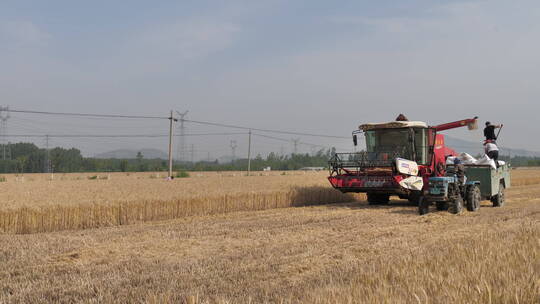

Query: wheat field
[0,168,539,303]
[0,171,358,234]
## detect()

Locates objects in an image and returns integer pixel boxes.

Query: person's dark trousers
[488,150,499,168]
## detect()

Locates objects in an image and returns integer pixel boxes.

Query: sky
[1,0,539,159]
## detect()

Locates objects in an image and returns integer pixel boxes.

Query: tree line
[0,142,336,173]
[2,142,539,174]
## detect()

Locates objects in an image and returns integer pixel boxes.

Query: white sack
[476,154,497,169]
[446,156,457,165]
[458,152,477,165]
[498,160,506,166]
[399,176,424,191]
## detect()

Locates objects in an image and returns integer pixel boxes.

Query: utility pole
[168,110,177,179]
[45,135,50,173]
[247,130,252,176]
[0,106,10,161]
[190,144,194,163]
[175,110,188,163]
[230,140,237,163]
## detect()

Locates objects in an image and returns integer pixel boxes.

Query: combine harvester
[328,115,511,214]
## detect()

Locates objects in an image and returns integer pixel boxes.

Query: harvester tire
[418,197,429,215]
[408,191,422,206]
[367,193,378,205]
[491,182,505,207]
[379,194,390,204]
[448,196,464,214]
[367,193,389,205]
[466,185,481,212]
[435,201,448,211]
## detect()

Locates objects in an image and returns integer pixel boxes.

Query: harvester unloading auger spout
[432,116,479,132]
[328,115,478,205]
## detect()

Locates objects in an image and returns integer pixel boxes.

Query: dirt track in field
[2,182,539,303]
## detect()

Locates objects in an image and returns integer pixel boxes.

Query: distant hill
[445,136,540,157]
[91,139,540,160]
[93,148,168,159]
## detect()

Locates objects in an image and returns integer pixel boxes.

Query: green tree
[120,160,129,172]
[16,156,28,173]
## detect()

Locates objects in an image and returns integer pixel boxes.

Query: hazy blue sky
[1,0,539,158]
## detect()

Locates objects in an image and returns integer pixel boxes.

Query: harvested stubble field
[0,169,539,303]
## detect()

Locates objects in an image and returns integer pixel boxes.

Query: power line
[252,133,334,148]
[10,108,349,139]
[4,132,247,138]
[9,109,168,120]
[183,119,349,139]
[10,116,165,130]
[181,132,247,137]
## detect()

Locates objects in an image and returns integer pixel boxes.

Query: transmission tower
[230,140,237,163]
[291,138,300,155]
[175,110,189,162]
[0,106,10,160]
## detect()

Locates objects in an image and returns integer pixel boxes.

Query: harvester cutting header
[328,115,479,205]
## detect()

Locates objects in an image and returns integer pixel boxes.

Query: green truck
[420,163,511,215]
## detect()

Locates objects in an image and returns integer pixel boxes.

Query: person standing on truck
[484,121,503,141]
[484,140,500,168]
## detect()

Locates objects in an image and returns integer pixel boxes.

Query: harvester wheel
[435,201,448,211]
[466,185,481,212]
[491,182,505,207]
[367,193,378,205]
[408,191,422,206]
[367,193,389,205]
[448,195,464,214]
[418,197,429,215]
[379,194,390,204]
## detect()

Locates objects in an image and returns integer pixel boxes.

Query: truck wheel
[448,196,464,214]
[418,197,429,215]
[466,185,481,212]
[408,191,421,206]
[436,201,448,211]
[491,182,505,207]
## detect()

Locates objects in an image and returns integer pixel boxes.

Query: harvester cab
[328,116,478,205]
